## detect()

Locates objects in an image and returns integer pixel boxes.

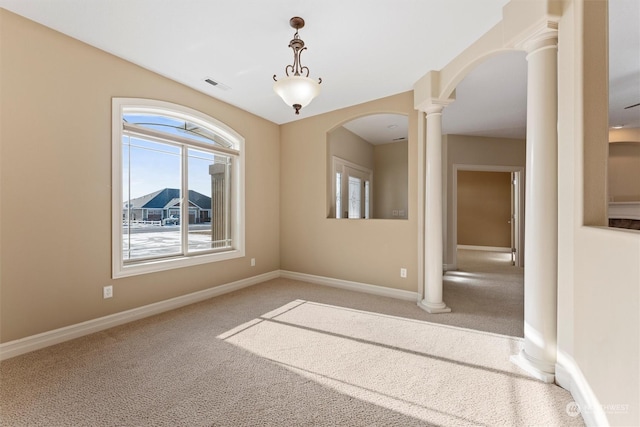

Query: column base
[418,300,451,314]
[510,349,555,383]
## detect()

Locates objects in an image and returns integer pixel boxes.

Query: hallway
[438,249,524,337]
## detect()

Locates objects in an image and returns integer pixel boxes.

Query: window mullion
[126,135,132,260]
[182,145,189,255]
[341,165,347,219]
[225,158,232,246]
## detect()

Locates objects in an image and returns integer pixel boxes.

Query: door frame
[331,156,373,219]
[451,164,525,268]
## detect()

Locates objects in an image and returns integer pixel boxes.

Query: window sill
[113,249,245,279]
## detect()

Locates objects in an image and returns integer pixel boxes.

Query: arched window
[112,98,244,278]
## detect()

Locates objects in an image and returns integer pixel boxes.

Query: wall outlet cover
[103,285,113,299]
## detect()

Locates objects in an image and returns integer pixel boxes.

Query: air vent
[204,77,230,91]
[624,102,640,110]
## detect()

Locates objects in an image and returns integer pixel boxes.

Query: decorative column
[511,26,559,383]
[418,103,451,314]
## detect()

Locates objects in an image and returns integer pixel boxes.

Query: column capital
[417,98,454,116]
[517,21,558,55]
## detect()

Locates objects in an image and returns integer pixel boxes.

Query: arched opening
[438,51,528,337]
[326,113,409,220]
[441,50,527,272]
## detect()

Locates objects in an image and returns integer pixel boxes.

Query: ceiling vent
[204,77,230,91]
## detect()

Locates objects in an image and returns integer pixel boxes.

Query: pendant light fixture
[273,17,322,115]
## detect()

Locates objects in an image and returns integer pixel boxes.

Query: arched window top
[117,99,243,153]
[123,112,235,149]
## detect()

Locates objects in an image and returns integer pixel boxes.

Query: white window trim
[112,98,245,278]
[331,156,373,219]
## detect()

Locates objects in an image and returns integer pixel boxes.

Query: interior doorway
[444,167,525,338]
[451,165,524,268]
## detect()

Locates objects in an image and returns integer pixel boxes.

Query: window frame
[112,98,245,278]
[331,156,373,219]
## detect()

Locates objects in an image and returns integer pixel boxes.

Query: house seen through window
[112,99,244,278]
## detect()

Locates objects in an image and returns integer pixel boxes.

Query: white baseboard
[556,351,609,426]
[0,271,279,361]
[443,263,456,271]
[457,245,512,253]
[1,268,613,427]
[510,350,555,383]
[280,270,419,302]
[1,270,417,361]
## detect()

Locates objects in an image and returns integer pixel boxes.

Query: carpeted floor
[0,252,582,426]
[441,249,524,337]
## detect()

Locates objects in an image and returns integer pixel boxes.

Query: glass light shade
[273,76,320,109]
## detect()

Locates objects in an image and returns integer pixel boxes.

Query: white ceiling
[608,0,640,129]
[343,114,409,146]
[442,50,528,139]
[1,0,637,140]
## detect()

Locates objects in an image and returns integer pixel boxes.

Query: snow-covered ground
[123,225,217,259]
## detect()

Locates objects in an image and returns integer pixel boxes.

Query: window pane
[122,136,182,261]
[115,99,245,278]
[348,176,362,219]
[364,180,370,219]
[124,113,234,148]
[187,149,232,252]
[336,172,342,219]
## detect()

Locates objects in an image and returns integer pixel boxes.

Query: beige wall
[457,171,511,247]
[557,1,640,425]
[608,142,640,202]
[0,9,280,343]
[281,92,418,291]
[444,134,525,265]
[327,126,374,170]
[373,141,408,220]
[609,128,640,144]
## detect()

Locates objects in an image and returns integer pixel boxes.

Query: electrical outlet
[251,258,256,267]
[103,285,113,299]
[400,268,407,278]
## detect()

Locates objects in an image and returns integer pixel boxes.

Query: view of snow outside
[123,224,216,260]
[121,114,227,260]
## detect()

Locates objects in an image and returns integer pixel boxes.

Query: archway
[414,7,561,383]
[326,113,409,220]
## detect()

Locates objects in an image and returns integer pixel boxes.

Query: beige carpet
[441,249,524,337]
[1,263,581,426]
